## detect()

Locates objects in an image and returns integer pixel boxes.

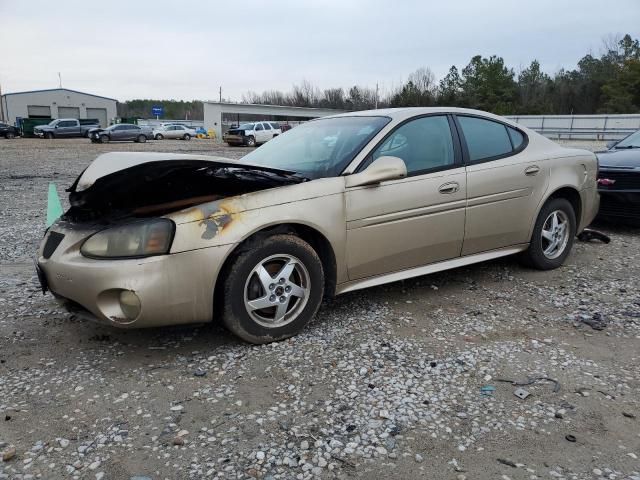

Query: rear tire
[521,198,576,270]
[137,135,147,143]
[183,134,191,140]
[220,234,324,344]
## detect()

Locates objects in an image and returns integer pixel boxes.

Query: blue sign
[151,106,164,117]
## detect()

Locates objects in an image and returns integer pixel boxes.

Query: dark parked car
[89,124,153,143]
[0,122,20,139]
[596,130,640,225]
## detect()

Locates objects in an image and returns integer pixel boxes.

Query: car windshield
[615,130,640,149]
[240,116,390,179]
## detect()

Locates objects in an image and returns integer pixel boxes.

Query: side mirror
[345,156,407,188]
[606,141,618,149]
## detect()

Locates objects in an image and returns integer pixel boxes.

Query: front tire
[245,135,256,147]
[220,234,325,344]
[521,198,576,270]
[45,132,54,139]
[100,134,110,144]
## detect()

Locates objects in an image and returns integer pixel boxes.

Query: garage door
[86,108,108,128]
[58,106,80,119]
[27,105,51,118]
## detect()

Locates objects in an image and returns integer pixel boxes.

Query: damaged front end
[37,152,306,328]
[65,153,305,224]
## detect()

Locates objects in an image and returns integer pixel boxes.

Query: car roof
[323,107,521,127]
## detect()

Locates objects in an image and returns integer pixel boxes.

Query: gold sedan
[37,108,599,343]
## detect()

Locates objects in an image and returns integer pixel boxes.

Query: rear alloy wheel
[100,134,110,144]
[5,132,15,139]
[155,134,164,140]
[521,198,576,270]
[245,135,256,147]
[221,234,324,344]
[137,134,147,143]
[183,134,191,140]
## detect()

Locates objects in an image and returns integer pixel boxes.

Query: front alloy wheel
[220,234,324,343]
[244,254,310,328]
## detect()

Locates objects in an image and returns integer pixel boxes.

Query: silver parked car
[37,108,599,344]
[89,124,154,143]
[153,125,196,140]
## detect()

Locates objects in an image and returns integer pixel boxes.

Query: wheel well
[547,187,582,224]
[213,224,338,319]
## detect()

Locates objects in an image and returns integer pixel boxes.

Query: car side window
[371,115,455,176]
[457,116,513,162]
[256,123,264,131]
[263,123,272,130]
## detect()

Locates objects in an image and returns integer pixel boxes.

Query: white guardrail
[506,114,640,141]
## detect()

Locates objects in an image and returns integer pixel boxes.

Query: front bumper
[37,224,234,328]
[223,134,244,144]
[597,190,640,222]
[33,131,45,137]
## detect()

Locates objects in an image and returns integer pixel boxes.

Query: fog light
[119,290,141,320]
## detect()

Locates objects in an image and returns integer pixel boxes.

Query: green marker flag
[46,183,63,227]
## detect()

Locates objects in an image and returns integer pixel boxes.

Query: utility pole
[375,83,379,109]
[219,86,222,103]
[58,72,62,88]
[0,81,4,122]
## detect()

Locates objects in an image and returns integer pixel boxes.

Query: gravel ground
[1,138,639,480]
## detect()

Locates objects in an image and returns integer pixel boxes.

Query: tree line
[242,34,640,115]
[116,34,640,119]
[117,99,203,121]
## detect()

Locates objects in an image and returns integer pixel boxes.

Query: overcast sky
[1,0,639,102]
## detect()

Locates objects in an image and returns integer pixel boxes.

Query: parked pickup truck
[223,122,282,146]
[34,118,100,139]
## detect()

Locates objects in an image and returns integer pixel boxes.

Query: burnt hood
[65,152,306,223]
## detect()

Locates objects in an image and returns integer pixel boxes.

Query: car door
[263,122,273,140]
[57,120,75,137]
[254,123,267,143]
[112,125,127,141]
[345,114,467,280]
[128,125,141,140]
[455,115,548,255]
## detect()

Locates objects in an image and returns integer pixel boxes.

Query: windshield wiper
[614,145,640,149]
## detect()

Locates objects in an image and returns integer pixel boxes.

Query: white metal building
[0,88,117,127]
[203,102,346,140]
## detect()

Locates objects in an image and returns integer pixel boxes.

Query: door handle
[438,182,459,194]
[525,165,540,176]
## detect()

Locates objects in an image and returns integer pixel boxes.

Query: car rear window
[458,116,513,162]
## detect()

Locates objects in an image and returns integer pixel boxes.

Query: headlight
[81,219,175,259]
